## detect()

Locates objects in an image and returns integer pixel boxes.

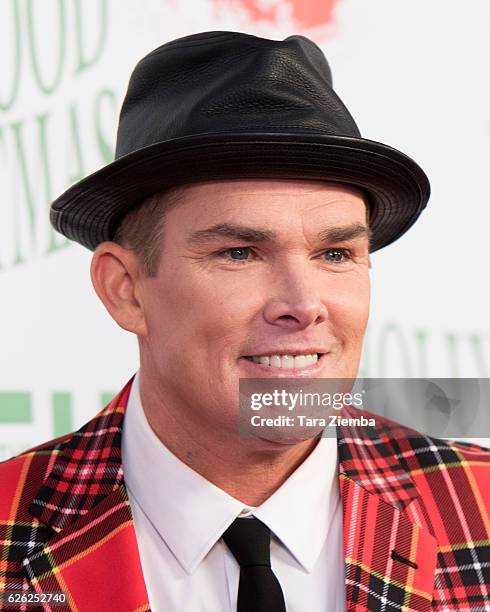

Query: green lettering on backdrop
[11,119,38,264]
[377,323,413,377]
[0,1,116,454]
[26,0,66,95]
[0,0,22,111]
[469,333,489,377]
[445,333,459,378]
[95,88,117,163]
[101,392,116,407]
[74,0,109,75]
[0,127,6,270]
[1,1,113,268]
[67,103,85,183]
[52,392,72,437]
[11,113,70,263]
[414,329,429,377]
[0,392,31,423]
[36,112,69,254]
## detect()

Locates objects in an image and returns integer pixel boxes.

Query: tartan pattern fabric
[0,375,489,611]
[338,409,490,611]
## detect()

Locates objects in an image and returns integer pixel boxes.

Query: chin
[247,433,319,449]
[241,424,325,446]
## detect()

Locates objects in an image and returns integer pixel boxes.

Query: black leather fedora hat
[50,31,430,252]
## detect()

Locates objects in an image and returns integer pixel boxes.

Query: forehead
[168,178,368,224]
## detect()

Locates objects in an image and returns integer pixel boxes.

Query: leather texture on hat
[49,31,430,252]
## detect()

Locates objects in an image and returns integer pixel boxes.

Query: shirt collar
[253,434,339,572]
[121,370,339,575]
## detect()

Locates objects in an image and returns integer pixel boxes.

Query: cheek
[326,276,370,336]
[144,270,251,351]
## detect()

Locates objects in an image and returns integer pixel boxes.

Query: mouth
[239,352,327,376]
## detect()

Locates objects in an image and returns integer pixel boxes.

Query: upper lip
[243,349,327,357]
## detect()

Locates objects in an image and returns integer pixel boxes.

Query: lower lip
[238,354,328,377]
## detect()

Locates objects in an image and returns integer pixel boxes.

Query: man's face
[137,179,370,438]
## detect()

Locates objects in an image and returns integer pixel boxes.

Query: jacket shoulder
[379,417,490,505]
[397,428,490,466]
[368,410,490,490]
[371,409,490,462]
[445,437,490,458]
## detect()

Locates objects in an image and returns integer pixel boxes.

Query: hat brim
[50,132,430,252]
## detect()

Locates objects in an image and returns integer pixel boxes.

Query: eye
[322,248,352,264]
[218,247,253,261]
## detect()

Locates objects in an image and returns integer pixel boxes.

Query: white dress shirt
[121,371,345,612]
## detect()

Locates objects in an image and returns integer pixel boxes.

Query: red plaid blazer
[1,375,489,611]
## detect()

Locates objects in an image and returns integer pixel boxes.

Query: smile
[242,353,324,370]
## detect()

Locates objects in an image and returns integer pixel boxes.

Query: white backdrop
[1,0,489,459]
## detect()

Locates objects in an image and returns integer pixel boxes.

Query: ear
[90,242,148,336]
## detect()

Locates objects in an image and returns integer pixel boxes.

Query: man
[1,31,489,612]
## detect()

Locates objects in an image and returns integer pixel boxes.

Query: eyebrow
[187,222,371,246]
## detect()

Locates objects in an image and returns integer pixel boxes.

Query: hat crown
[115,31,361,159]
[50,30,430,254]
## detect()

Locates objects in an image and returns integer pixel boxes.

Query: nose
[262,263,328,331]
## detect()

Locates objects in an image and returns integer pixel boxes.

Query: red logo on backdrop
[213,0,339,28]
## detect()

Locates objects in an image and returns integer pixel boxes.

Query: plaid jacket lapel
[338,410,438,611]
[22,376,150,612]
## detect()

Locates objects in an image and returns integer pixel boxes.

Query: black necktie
[222,517,287,612]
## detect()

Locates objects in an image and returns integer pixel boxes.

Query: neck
[137,369,320,506]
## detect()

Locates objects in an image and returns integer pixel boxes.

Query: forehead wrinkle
[230,191,364,201]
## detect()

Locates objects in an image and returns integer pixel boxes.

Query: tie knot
[222,517,271,568]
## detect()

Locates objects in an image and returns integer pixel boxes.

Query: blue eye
[220,247,251,261]
[323,248,351,263]
[217,247,351,264]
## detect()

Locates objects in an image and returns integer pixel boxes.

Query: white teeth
[294,355,307,369]
[248,353,320,369]
[270,355,281,368]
